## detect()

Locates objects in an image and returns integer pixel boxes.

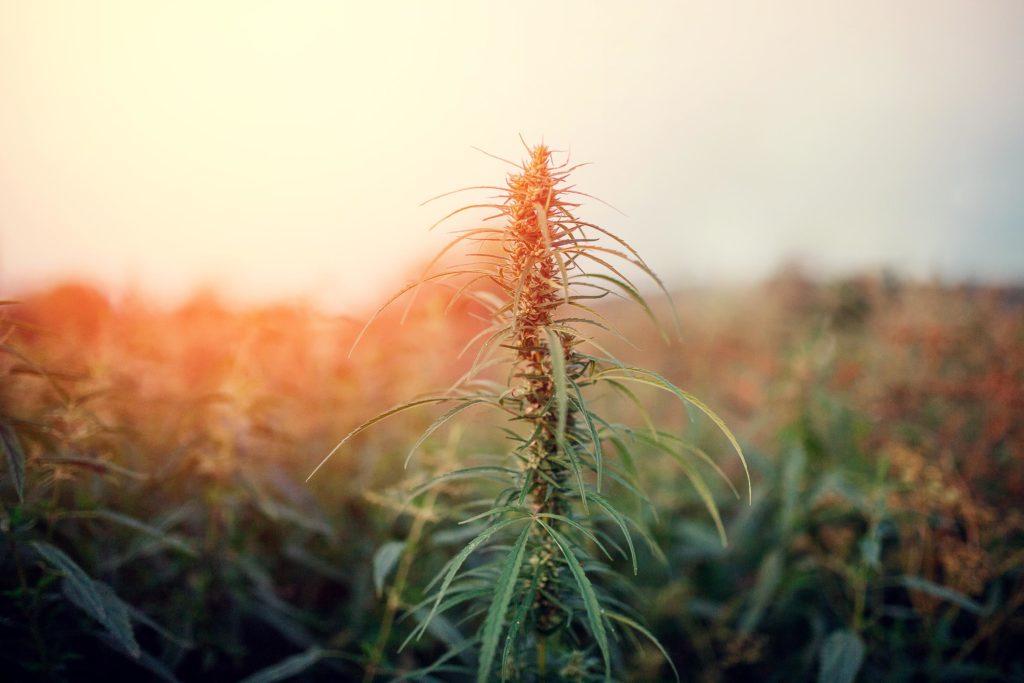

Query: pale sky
[1,1,1022,311]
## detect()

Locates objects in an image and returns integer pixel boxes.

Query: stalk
[501,145,581,635]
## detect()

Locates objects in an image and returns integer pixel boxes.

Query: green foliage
[312,144,749,681]
[2,171,1023,683]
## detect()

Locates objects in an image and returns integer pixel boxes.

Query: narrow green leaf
[576,269,667,342]
[676,459,728,547]
[34,542,142,658]
[602,379,659,443]
[306,396,453,482]
[596,369,751,502]
[570,379,603,492]
[546,328,588,512]
[33,542,106,627]
[607,612,679,682]
[406,399,492,467]
[818,630,865,683]
[410,467,519,499]
[546,328,569,449]
[739,550,782,634]
[239,648,324,683]
[477,523,532,683]
[536,520,610,679]
[457,505,528,526]
[627,433,729,546]
[372,541,406,597]
[501,568,540,681]
[414,518,527,642]
[88,582,142,659]
[534,514,613,560]
[589,493,638,575]
[0,422,25,502]
[897,575,986,614]
[59,510,197,556]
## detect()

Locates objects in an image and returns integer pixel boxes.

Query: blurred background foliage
[1,271,1022,681]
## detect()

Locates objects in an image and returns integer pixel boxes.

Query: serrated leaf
[818,630,865,683]
[89,581,142,659]
[373,541,406,597]
[536,520,610,679]
[501,568,540,681]
[0,422,25,502]
[413,517,526,643]
[33,542,106,625]
[34,542,141,658]
[477,523,531,683]
[239,648,324,683]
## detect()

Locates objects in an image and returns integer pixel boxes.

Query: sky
[1,1,1022,311]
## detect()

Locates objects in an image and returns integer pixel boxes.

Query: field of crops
[1,272,1022,682]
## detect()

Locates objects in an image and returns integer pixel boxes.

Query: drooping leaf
[33,542,106,627]
[501,567,540,681]
[406,399,493,468]
[589,492,638,575]
[413,517,527,643]
[607,612,679,683]
[0,422,25,502]
[897,575,986,614]
[89,582,143,659]
[818,630,865,683]
[409,466,519,499]
[477,522,532,683]
[536,520,610,679]
[33,542,141,658]
[373,541,406,597]
[595,368,751,502]
[306,396,454,481]
[239,648,324,683]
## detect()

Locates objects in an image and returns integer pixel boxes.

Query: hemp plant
[310,143,749,681]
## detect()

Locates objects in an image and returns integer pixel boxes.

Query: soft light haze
[2,1,1022,311]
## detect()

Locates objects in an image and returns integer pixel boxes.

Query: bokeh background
[1,2,1022,682]
[2,1,1022,307]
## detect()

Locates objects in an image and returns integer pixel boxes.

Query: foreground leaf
[33,542,141,658]
[0,422,25,502]
[537,520,610,679]
[477,522,532,683]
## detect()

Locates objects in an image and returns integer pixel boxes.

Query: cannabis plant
[311,143,749,681]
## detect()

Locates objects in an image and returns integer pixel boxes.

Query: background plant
[1,207,1021,681]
